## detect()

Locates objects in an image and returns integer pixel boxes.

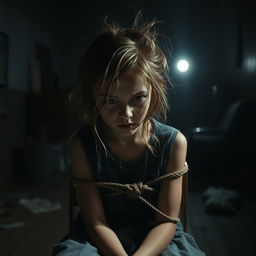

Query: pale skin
[68,71,187,256]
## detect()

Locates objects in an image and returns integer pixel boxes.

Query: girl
[52,14,205,256]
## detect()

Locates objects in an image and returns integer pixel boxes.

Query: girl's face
[95,71,152,139]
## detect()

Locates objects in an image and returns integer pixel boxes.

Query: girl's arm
[68,133,128,256]
[133,132,187,256]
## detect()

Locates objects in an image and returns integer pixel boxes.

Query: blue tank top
[77,118,179,230]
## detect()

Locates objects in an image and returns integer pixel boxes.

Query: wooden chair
[68,169,188,232]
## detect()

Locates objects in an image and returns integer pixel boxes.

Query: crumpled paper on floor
[0,221,26,229]
[202,186,240,214]
[19,197,62,214]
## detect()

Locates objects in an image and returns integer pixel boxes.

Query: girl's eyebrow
[99,94,117,98]
[99,90,147,97]
[132,90,148,95]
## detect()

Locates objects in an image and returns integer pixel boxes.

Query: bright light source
[177,59,189,72]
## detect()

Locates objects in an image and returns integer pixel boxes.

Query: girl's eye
[104,98,118,105]
[132,95,147,104]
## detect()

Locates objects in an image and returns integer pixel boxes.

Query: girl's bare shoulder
[174,132,187,149]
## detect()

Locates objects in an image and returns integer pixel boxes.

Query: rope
[72,164,188,224]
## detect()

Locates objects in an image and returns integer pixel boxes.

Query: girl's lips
[117,123,136,129]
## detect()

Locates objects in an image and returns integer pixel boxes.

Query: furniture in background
[185,97,256,192]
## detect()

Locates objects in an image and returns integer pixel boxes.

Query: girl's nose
[119,105,133,119]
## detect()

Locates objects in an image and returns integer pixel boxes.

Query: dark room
[0,0,256,255]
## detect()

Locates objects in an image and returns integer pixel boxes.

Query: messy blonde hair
[69,13,171,154]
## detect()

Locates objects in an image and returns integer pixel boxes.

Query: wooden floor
[0,181,69,256]
[0,179,256,256]
[188,188,256,256]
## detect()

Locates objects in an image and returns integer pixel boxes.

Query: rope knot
[125,182,153,198]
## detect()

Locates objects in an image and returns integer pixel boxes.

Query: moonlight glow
[177,59,189,72]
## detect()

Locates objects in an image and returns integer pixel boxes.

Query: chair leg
[181,172,188,232]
